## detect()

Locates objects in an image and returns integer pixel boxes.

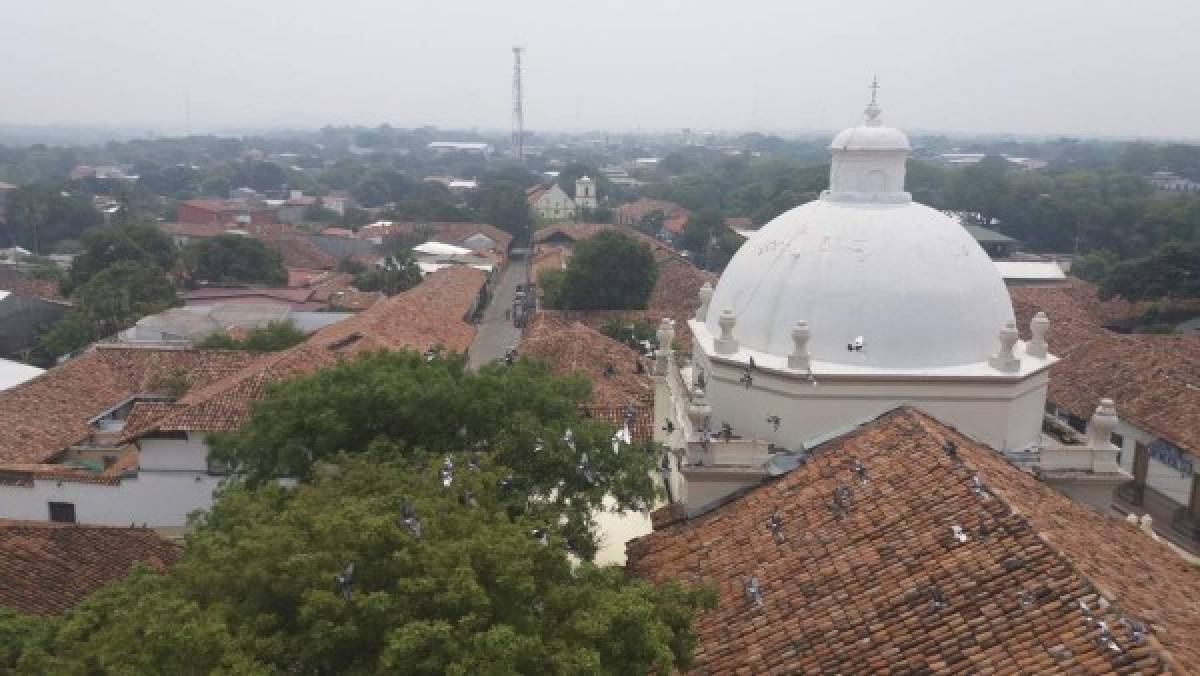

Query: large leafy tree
[34,261,177,361]
[478,180,532,239]
[67,222,177,291]
[554,230,658,310]
[182,235,287,286]
[2,183,102,254]
[1,457,711,674]
[353,253,422,296]
[209,352,657,559]
[1098,241,1200,301]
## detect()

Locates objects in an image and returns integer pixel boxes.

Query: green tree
[198,320,306,352]
[208,351,658,558]
[67,222,177,291]
[0,456,712,674]
[1098,241,1200,301]
[73,261,178,335]
[479,180,532,239]
[34,261,177,361]
[353,253,422,296]
[555,231,658,310]
[2,183,102,254]
[182,235,287,286]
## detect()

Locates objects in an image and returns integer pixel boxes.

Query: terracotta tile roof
[0,347,259,465]
[318,227,355,238]
[525,185,550,206]
[266,235,337,270]
[1012,284,1200,455]
[359,221,513,255]
[144,267,485,434]
[0,521,180,615]
[584,404,654,442]
[533,222,624,245]
[158,222,234,239]
[617,197,689,222]
[627,408,1199,674]
[286,267,335,288]
[531,246,566,282]
[520,314,653,408]
[724,216,753,229]
[0,267,65,302]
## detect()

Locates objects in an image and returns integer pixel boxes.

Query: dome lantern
[825,78,912,205]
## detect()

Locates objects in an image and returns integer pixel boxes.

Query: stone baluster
[695,283,714,322]
[1027,311,1049,358]
[988,320,1019,372]
[788,320,811,371]
[715,309,739,355]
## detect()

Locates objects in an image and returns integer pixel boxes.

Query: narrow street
[467,256,528,370]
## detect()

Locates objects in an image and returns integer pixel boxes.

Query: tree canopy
[1,455,711,674]
[353,253,422,296]
[182,235,287,286]
[1,183,103,253]
[198,320,307,352]
[478,180,532,240]
[67,222,177,291]
[35,260,177,361]
[546,231,658,311]
[209,352,658,559]
[1095,241,1200,301]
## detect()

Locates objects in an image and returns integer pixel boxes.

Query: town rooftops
[0,520,180,615]
[1011,282,1200,456]
[0,346,259,466]
[135,267,486,436]
[628,407,1200,673]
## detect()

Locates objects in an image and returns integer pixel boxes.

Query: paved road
[467,260,527,370]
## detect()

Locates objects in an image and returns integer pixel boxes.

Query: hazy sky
[2,0,1198,138]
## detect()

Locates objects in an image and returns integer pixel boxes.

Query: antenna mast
[511,46,526,163]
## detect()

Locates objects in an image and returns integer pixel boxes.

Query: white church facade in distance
[652,91,1125,512]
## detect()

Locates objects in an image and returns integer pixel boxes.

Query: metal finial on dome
[865,76,882,126]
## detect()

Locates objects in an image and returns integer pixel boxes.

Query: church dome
[704,90,1015,370]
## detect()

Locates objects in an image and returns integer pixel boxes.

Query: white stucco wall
[696,353,1048,454]
[0,472,227,527]
[0,432,227,528]
[1112,420,1194,504]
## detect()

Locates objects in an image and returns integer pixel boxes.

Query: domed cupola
[825,79,912,204]
[702,81,1018,370]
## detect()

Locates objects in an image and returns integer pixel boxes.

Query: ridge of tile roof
[143,267,486,435]
[0,520,180,615]
[627,407,1200,674]
[0,347,259,466]
[1011,283,1200,455]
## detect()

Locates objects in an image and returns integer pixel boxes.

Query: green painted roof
[964,225,1016,243]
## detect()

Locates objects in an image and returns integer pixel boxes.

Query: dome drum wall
[689,342,1051,454]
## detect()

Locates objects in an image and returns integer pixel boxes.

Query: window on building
[1112,433,1124,450]
[48,502,76,524]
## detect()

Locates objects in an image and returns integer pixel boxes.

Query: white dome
[830,124,910,152]
[705,199,1015,369]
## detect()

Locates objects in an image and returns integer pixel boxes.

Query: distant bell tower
[574,175,597,209]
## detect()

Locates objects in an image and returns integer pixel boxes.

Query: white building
[655,93,1064,512]
[527,177,601,222]
[529,184,577,221]
[574,175,597,209]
